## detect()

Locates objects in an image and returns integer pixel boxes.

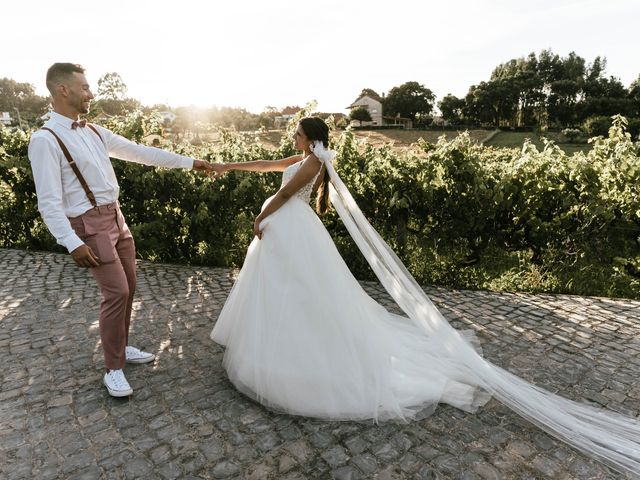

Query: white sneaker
[103,369,133,397]
[125,346,156,364]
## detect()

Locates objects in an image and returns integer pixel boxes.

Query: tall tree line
[439,50,640,129]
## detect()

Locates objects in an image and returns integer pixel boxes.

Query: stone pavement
[1,247,639,480]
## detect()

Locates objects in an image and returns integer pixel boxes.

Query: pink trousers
[69,202,136,370]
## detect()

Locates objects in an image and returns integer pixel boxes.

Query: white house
[347,95,413,128]
[1,112,12,126]
[382,114,412,129]
[274,106,302,129]
[347,95,383,126]
[274,114,297,129]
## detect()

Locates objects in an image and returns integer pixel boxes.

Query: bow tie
[71,119,87,129]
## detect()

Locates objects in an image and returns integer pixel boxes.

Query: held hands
[192,159,215,174]
[192,160,227,179]
[71,244,100,268]
[209,162,226,179]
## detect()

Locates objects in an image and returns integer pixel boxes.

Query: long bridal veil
[310,141,640,477]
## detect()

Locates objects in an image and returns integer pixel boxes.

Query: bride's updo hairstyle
[299,116,331,215]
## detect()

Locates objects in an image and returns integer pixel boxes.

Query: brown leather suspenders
[41,124,105,208]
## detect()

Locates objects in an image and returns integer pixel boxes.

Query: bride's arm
[217,155,302,174]
[253,155,323,239]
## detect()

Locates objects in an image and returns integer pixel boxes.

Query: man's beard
[79,103,90,114]
[73,97,90,114]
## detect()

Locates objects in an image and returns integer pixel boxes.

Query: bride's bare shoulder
[271,155,304,171]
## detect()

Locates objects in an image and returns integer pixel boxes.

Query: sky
[4,0,639,114]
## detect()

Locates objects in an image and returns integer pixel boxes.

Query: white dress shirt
[28,112,194,253]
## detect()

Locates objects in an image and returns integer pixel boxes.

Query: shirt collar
[49,111,81,130]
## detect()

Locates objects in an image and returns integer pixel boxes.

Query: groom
[28,63,217,397]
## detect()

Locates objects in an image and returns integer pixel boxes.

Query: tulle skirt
[211,196,490,421]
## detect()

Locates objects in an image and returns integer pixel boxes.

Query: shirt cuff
[181,156,194,169]
[64,234,85,254]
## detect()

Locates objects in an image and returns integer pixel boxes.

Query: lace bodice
[281,160,323,203]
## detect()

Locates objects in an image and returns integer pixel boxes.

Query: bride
[210,117,640,476]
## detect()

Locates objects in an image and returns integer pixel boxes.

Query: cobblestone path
[1,248,639,479]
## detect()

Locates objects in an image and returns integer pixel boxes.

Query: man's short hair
[46,63,85,95]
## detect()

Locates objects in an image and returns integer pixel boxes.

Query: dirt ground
[242,129,493,150]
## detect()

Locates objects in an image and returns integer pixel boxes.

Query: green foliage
[438,94,466,125]
[102,109,163,143]
[626,118,640,140]
[1,111,638,299]
[561,128,582,142]
[383,81,436,122]
[356,89,382,102]
[0,77,49,127]
[97,72,128,100]
[89,72,144,117]
[349,107,372,125]
[583,115,612,137]
[0,124,58,251]
[463,49,638,129]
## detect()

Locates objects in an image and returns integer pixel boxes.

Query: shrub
[2,112,638,299]
[561,128,582,142]
[582,116,611,137]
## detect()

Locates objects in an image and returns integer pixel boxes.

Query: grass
[254,129,592,154]
[169,128,592,155]
[246,128,493,150]
[486,131,591,154]
[345,129,491,147]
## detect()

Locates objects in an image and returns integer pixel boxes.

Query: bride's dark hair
[299,116,331,215]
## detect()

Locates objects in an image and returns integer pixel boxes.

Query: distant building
[158,111,177,125]
[381,114,412,129]
[347,95,412,129]
[347,95,383,126]
[1,112,12,126]
[274,106,302,129]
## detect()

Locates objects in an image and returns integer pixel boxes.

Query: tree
[350,107,372,126]
[97,72,128,100]
[478,49,638,128]
[544,51,585,126]
[547,78,582,126]
[583,56,607,97]
[0,78,49,127]
[580,63,635,119]
[383,81,435,123]
[490,52,546,127]
[629,74,640,117]
[464,81,518,127]
[438,94,465,125]
[92,73,141,117]
[357,88,382,101]
[582,116,611,137]
[257,106,279,129]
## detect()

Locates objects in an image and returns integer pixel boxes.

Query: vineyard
[1,110,638,299]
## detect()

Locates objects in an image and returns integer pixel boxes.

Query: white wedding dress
[211,159,489,420]
[211,148,640,476]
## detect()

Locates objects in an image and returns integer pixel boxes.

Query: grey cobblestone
[1,248,638,479]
